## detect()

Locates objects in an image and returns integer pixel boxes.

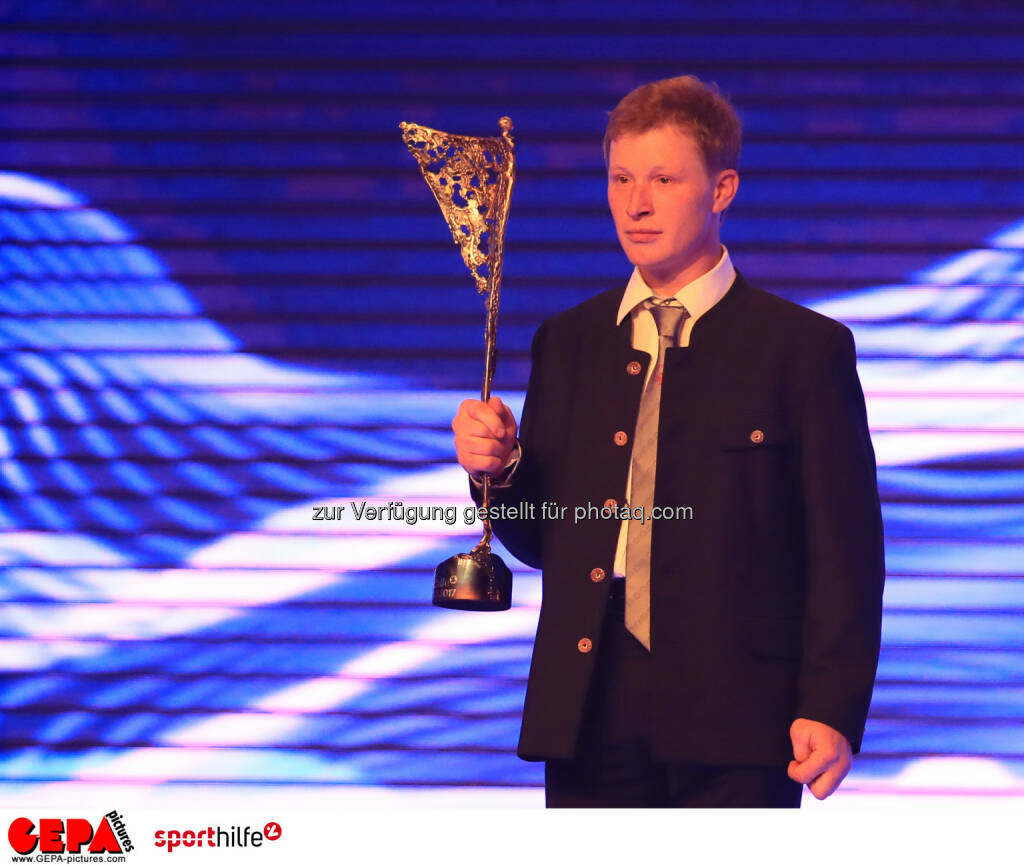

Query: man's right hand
[452,396,518,478]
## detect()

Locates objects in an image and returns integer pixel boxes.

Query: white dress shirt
[611,244,736,577]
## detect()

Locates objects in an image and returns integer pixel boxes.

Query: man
[452,75,885,808]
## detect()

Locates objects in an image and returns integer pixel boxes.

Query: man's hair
[603,75,742,176]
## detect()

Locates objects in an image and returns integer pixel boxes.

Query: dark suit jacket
[473,270,885,766]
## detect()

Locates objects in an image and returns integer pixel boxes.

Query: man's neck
[641,240,723,296]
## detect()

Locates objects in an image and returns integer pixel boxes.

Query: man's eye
[613,175,629,184]
[657,176,672,184]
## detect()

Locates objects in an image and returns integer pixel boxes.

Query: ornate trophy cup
[399,116,516,611]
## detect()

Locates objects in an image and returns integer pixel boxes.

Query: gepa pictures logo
[7,810,134,856]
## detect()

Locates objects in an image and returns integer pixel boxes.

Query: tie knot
[644,298,690,345]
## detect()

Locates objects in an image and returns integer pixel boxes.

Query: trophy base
[433,552,512,611]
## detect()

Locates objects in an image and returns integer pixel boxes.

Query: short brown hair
[603,75,742,175]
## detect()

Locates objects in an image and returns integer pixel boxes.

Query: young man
[452,75,885,807]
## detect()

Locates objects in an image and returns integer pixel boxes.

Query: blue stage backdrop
[0,0,1022,796]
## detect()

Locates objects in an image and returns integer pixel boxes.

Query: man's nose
[626,182,653,218]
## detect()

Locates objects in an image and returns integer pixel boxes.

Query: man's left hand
[787,718,852,800]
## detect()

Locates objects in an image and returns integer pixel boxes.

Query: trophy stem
[472,246,503,559]
[444,210,510,607]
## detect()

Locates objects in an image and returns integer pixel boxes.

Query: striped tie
[625,297,690,650]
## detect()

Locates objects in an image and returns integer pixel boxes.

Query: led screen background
[1,0,1022,801]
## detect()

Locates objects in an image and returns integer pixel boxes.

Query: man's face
[607,124,734,289]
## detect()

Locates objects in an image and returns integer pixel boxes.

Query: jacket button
[590,567,606,583]
[577,637,593,653]
[626,361,642,375]
[613,431,628,446]
[750,429,765,444]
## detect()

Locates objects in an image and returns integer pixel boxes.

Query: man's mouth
[625,230,661,242]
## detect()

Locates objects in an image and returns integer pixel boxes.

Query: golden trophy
[399,116,515,611]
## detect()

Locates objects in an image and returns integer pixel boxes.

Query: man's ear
[712,169,739,216]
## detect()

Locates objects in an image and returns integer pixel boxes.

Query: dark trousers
[544,581,803,808]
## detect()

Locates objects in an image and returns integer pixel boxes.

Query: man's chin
[623,250,667,270]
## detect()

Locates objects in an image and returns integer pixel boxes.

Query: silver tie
[625,297,690,650]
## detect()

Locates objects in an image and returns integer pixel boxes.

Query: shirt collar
[615,244,736,326]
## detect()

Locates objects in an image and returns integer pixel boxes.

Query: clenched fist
[787,717,853,800]
[452,396,518,478]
